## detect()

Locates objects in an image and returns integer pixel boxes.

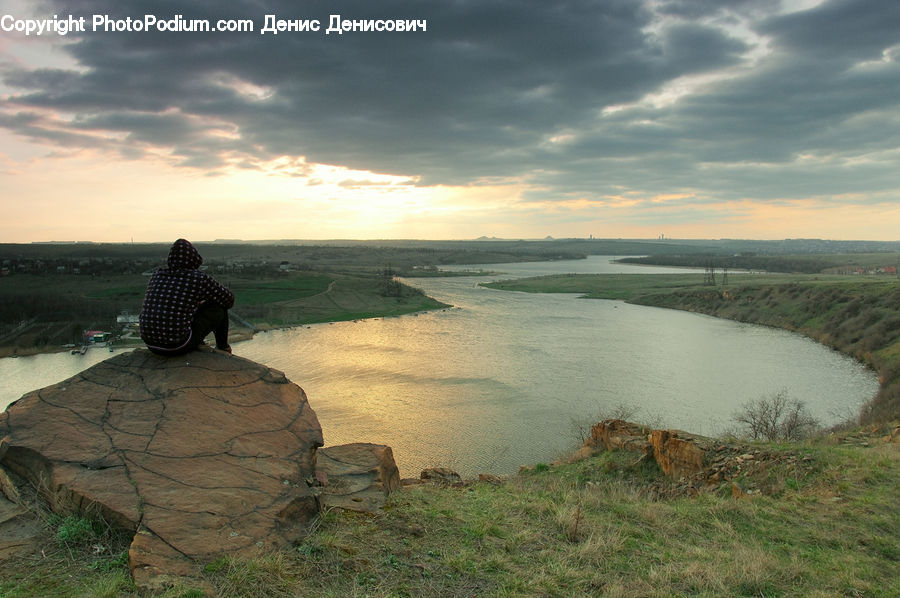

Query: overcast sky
[1,0,898,242]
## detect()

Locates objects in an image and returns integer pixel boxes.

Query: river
[0,256,879,478]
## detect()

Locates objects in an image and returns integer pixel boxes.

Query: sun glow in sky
[1,0,898,242]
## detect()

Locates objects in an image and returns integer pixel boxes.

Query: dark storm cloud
[759,0,900,61]
[1,0,898,203]
[516,0,900,202]
[656,0,782,20]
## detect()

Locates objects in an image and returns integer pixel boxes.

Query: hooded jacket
[139,239,235,350]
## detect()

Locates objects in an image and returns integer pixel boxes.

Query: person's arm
[203,274,235,309]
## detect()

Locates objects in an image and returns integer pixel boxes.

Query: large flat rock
[0,348,323,591]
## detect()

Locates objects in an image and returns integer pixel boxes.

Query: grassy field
[228,272,450,328]
[78,271,447,327]
[2,427,897,597]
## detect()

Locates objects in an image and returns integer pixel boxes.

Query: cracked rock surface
[0,348,323,591]
[317,443,400,512]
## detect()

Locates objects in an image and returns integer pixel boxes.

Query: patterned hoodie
[139,239,235,351]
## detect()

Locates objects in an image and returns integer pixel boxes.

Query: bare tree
[732,390,820,441]
[779,400,821,440]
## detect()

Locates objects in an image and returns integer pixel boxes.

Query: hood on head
[167,238,203,270]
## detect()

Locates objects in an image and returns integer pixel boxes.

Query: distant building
[83,330,111,344]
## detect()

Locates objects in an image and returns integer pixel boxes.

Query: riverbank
[483,273,900,424]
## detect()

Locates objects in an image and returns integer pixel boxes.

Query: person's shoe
[216,344,232,354]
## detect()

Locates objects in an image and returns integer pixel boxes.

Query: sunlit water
[0,257,879,478]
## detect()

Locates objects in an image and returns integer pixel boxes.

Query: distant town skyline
[1,0,898,242]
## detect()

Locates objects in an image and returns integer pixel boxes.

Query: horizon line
[10,236,900,246]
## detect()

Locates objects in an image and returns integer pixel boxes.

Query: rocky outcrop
[0,348,328,591]
[649,428,719,478]
[578,419,827,497]
[587,419,654,457]
[583,419,718,478]
[317,443,400,512]
[419,467,463,486]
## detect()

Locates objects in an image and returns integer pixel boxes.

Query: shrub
[731,390,820,441]
[51,515,102,547]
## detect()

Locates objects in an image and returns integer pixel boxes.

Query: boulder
[0,348,323,592]
[649,429,716,478]
[420,467,462,486]
[316,443,400,513]
[588,419,653,456]
[477,473,504,485]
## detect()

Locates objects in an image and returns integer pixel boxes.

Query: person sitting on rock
[139,238,235,355]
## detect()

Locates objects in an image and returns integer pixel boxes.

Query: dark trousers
[192,302,230,350]
[149,302,229,356]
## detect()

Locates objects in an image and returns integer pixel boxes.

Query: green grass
[86,285,147,300]
[85,273,335,305]
[228,273,333,305]
[49,515,102,546]
[233,274,450,328]
[2,433,896,597]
